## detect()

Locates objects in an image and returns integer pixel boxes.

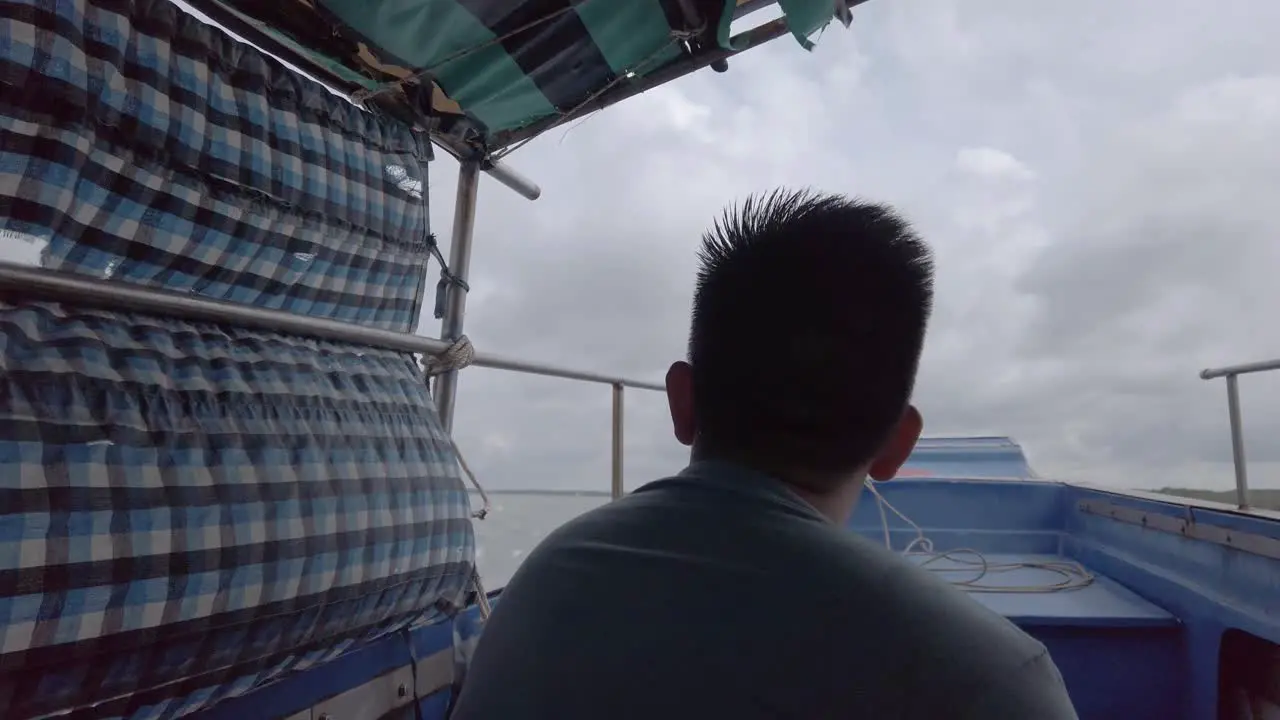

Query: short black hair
[689,189,934,488]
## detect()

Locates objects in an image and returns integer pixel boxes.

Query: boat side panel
[189,601,492,720]
[899,436,1038,479]
[1029,625,1184,720]
[848,478,1065,553]
[850,479,1190,718]
[1064,484,1280,720]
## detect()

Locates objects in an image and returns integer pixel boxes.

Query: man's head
[665,189,934,497]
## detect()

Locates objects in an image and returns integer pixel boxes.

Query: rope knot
[424,335,476,378]
[670,25,704,42]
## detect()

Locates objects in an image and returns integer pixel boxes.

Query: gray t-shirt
[451,461,1078,720]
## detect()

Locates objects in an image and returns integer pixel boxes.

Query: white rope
[423,334,476,378]
[450,434,491,521]
[419,335,491,521]
[863,480,1094,593]
[417,337,492,617]
[472,568,493,620]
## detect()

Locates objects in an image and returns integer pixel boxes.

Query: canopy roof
[187,0,864,157]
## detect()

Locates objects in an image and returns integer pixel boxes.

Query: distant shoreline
[467,487,1280,510]
[471,489,612,497]
[1154,487,1280,511]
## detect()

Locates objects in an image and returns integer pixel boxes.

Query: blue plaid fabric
[0,302,476,719]
[0,0,477,718]
[0,0,433,333]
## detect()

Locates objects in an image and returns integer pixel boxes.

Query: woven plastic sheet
[0,0,477,717]
[1,0,433,333]
[0,303,476,718]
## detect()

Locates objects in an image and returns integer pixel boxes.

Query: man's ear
[867,405,923,482]
[665,361,696,447]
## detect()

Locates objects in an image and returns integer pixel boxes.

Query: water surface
[470,491,609,587]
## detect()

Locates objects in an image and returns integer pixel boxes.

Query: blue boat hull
[194,452,1280,719]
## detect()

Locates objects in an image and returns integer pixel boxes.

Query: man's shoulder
[512,481,695,563]
[497,478,1072,718]
[780,530,1042,655]
[844,541,1047,655]
[536,471,822,537]
[516,471,841,585]
[798,540,1068,716]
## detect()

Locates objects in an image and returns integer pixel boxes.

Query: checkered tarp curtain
[0,0,477,718]
[1,0,433,333]
[0,303,477,719]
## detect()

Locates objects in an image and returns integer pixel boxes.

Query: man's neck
[787,480,863,524]
[689,447,864,524]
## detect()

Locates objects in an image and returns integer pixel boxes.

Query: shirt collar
[675,459,828,523]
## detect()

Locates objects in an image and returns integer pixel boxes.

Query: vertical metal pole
[434,158,482,433]
[611,383,624,499]
[1225,374,1250,509]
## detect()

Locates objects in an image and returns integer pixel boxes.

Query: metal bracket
[307,664,416,720]
[415,647,456,697]
[278,647,457,720]
[1077,500,1280,561]
[482,158,541,201]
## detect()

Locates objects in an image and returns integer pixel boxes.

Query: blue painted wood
[1030,625,1186,720]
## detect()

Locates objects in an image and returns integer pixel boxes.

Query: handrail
[1200,359,1280,380]
[1199,357,1280,510]
[482,158,541,201]
[474,354,663,391]
[470,356,663,500]
[0,259,664,498]
[434,158,482,433]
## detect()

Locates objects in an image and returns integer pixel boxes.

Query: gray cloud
[5,0,1280,495]
[427,0,1280,494]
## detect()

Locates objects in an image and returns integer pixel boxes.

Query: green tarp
[193,0,850,145]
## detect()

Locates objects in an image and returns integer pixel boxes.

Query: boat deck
[905,553,1178,628]
[902,552,1183,720]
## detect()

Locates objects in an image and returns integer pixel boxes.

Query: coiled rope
[863,479,1094,593]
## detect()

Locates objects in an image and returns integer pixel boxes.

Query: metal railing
[1200,358,1280,510]
[0,259,665,499]
[460,364,663,500]
[0,150,667,499]
[18,252,1280,507]
[433,158,482,434]
[424,157,659,499]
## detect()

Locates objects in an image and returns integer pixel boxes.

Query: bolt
[398,684,408,698]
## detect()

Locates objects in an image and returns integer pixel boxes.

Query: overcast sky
[427,0,1280,493]
[6,0,1280,494]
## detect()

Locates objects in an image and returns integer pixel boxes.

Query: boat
[0,0,1277,718]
